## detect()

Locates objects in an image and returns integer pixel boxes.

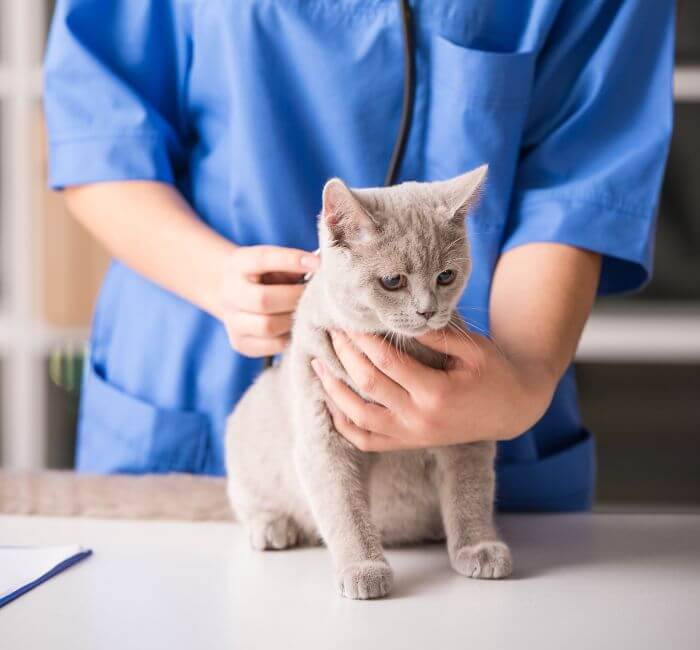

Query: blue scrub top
[44,0,673,511]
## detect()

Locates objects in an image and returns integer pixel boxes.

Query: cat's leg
[227,476,310,551]
[225,368,311,552]
[294,399,392,599]
[433,442,512,579]
[226,479,305,551]
[247,511,302,551]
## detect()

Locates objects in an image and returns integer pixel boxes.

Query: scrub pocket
[76,361,209,474]
[424,35,535,231]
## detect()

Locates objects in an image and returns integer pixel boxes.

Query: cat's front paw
[248,514,300,550]
[337,560,393,600]
[452,541,512,579]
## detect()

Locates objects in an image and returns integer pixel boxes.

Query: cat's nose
[416,310,436,321]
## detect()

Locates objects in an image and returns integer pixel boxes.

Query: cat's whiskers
[381,329,403,365]
[390,330,398,358]
[443,234,467,253]
[388,330,398,360]
[459,318,489,335]
[446,317,484,376]
[443,256,472,266]
[449,315,508,365]
[440,328,450,362]
[384,329,396,358]
[381,330,391,347]
[392,329,408,363]
[458,317,508,360]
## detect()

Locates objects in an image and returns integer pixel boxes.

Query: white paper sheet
[0,545,90,604]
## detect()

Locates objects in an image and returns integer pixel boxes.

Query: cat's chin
[384,324,432,338]
[388,319,454,337]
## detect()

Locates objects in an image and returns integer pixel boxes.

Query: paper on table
[0,545,92,608]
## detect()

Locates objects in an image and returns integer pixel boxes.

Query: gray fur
[226,165,512,599]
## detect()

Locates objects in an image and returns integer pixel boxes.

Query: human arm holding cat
[63,181,319,357]
[310,0,672,451]
[312,242,601,451]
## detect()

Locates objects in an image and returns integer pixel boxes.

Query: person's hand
[216,245,319,357]
[310,327,557,451]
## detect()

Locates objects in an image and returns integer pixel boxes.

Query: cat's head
[318,165,486,336]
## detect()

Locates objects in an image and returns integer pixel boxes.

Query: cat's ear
[444,164,488,223]
[321,178,378,246]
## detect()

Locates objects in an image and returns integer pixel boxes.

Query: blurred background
[0,2,697,507]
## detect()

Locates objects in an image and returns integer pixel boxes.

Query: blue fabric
[44,0,674,511]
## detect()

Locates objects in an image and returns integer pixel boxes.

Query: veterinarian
[44,1,673,510]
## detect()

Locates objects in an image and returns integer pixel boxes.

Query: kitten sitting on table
[226,165,512,600]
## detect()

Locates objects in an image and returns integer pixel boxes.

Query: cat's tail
[0,470,233,521]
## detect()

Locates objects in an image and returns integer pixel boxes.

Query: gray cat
[226,165,512,599]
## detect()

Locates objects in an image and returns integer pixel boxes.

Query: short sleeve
[502,2,675,295]
[44,0,192,189]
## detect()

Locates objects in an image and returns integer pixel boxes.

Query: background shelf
[578,303,700,363]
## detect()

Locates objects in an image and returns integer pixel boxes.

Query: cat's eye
[437,269,456,286]
[379,274,407,291]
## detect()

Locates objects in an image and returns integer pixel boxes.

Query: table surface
[1,512,699,650]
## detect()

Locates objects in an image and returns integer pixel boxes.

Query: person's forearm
[63,181,236,318]
[489,242,602,393]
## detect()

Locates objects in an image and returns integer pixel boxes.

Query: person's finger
[228,312,294,338]
[233,245,319,276]
[326,401,409,453]
[329,330,408,410]
[229,333,290,358]
[345,330,445,394]
[236,282,306,314]
[310,359,397,437]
